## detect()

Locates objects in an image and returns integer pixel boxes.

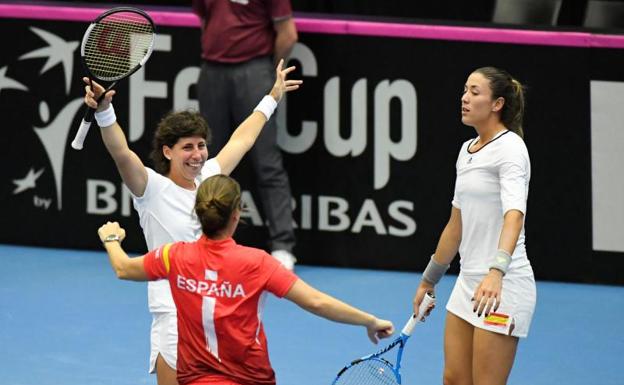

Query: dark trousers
[197,56,295,252]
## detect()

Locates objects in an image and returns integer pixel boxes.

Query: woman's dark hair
[474,67,526,138]
[195,175,241,237]
[150,110,211,174]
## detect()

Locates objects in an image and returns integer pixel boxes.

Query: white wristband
[253,95,278,120]
[95,104,116,127]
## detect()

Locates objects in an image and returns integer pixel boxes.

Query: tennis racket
[331,292,435,385]
[71,7,155,150]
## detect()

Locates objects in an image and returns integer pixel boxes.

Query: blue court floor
[1,244,623,385]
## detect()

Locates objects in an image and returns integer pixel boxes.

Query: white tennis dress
[446,130,536,337]
[132,158,221,371]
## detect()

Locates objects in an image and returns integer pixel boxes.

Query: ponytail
[509,78,525,138]
[474,67,526,139]
[195,175,241,237]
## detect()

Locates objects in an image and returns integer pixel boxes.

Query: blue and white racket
[331,293,435,385]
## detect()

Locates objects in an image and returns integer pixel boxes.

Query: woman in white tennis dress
[412,67,536,385]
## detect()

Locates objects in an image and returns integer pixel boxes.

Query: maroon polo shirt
[192,0,292,63]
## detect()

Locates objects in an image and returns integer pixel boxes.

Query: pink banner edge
[1,4,623,48]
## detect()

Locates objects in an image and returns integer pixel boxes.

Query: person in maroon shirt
[192,0,299,274]
[98,174,395,385]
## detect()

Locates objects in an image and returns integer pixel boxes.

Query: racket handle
[401,292,435,336]
[71,107,96,150]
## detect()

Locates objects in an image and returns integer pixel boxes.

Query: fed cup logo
[2,27,83,210]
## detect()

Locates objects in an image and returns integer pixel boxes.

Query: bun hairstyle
[150,110,211,175]
[195,175,242,237]
[474,67,526,139]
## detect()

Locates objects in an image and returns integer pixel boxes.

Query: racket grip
[71,107,96,150]
[401,292,435,336]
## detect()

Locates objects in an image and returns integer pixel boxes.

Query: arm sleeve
[451,143,467,209]
[132,167,159,202]
[263,253,298,297]
[499,149,529,215]
[270,0,293,21]
[143,243,174,280]
[451,180,461,209]
[200,158,222,181]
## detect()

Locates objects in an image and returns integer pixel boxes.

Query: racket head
[80,7,155,82]
[332,357,400,385]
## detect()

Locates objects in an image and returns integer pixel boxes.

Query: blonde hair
[194,175,241,237]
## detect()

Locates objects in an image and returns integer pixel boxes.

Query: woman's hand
[365,317,394,344]
[269,58,303,103]
[412,281,436,319]
[472,269,503,317]
[83,77,115,112]
[98,221,126,243]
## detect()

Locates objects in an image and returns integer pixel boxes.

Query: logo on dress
[177,270,246,298]
[483,312,510,328]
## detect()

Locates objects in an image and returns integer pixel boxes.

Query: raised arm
[214,59,302,175]
[83,78,148,196]
[285,279,394,344]
[98,221,149,281]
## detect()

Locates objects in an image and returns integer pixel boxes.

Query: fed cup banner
[1,6,623,284]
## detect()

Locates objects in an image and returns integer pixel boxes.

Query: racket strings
[84,11,154,81]
[334,360,399,385]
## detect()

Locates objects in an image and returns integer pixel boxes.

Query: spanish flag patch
[484,312,510,327]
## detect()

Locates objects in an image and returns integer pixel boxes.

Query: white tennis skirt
[446,272,536,338]
[149,311,178,373]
